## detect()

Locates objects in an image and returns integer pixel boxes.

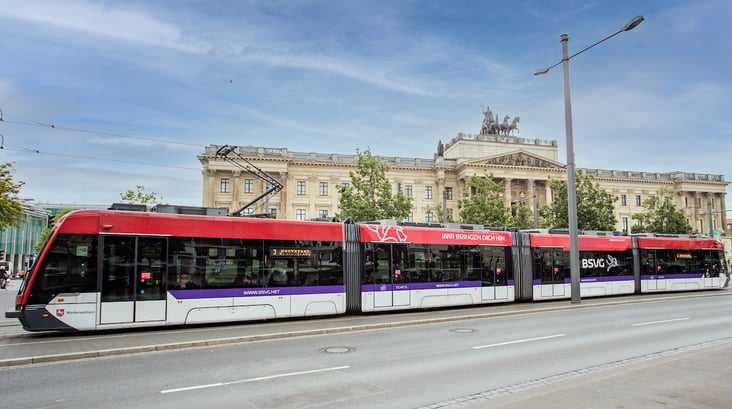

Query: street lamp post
[535,16,644,304]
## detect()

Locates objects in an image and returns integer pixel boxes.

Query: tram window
[640,250,657,275]
[430,245,462,281]
[264,240,319,286]
[555,250,570,281]
[532,249,544,281]
[463,246,481,281]
[363,244,375,284]
[393,246,409,283]
[535,248,568,284]
[375,247,390,284]
[168,237,200,289]
[410,249,429,282]
[314,242,343,285]
[234,239,264,287]
[199,238,233,288]
[28,234,98,305]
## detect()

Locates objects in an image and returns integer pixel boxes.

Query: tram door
[100,236,167,325]
[642,250,666,291]
[372,243,410,308]
[481,246,509,301]
[540,248,567,297]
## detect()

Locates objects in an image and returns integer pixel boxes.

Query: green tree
[120,185,163,209]
[337,150,412,222]
[539,171,617,231]
[631,189,693,234]
[430,202,456,224]
[457,172,514,227]
[34,208,74,252]
[0,162,26,230]
[513,203,534,229]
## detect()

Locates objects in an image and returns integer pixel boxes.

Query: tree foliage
[513,203,535,229]
[337,150,412,222]
[34,208,74,253]
[631,189,693,234]
[539,171,617,231]
[457,172,514,227]
[120,185,163,208]
[0,162,26,230]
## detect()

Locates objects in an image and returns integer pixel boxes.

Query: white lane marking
[632,317,691,327]
[472,333,566,350]
[160,365,350,394]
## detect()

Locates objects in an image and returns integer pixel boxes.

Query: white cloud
[0,0,210,53]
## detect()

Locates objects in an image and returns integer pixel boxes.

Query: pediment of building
[464,150,565,169]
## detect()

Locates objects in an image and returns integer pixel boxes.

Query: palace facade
[199,129,728,234]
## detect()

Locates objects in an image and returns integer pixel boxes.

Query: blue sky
[1,0,730,209]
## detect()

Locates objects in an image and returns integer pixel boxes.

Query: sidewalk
[454,340,732,409]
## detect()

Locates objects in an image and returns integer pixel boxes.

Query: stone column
[231,171,241,212]
[204,168,217,207]
[504,178,513,207]
[279,172,288,219]
[528,178,537,227]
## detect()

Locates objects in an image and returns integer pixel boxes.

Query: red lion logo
[365,225,408,242]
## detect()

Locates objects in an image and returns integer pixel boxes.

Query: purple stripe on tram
[170,285,346,300]
[532,276,635,285]
[362,281,486,292]
[640,273,704,280]
[580,275,635,283]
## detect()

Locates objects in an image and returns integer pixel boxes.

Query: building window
[635,195,641,206]
[444,187,453,200]
[319,182,328,196]
[296,209,306,221]
[620,195,627,206]
[622,217,628,232]
[220,178,231,193]
[425,211,434,223]
[406,212,413,222]
[405,185,413,197]
[341,182,350,192]
[318,209,328,218]
[297,181,307,195]
[425,186,433,200]
[243,208,254,215]
[269,208,277,219]
[663,196,669,204]
[244,179,254,194]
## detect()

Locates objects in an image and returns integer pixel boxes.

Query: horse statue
[508,117,520,136]
[479,105,520,136]
[498,115,511,135]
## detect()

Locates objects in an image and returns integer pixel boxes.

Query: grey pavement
[431,340,732,409]
[2,281,731,409]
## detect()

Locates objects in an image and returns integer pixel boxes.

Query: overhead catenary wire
[0,109,206,171]
[1,146,200,171]
[0,110,204,149]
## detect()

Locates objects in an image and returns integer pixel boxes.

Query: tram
[6,208,727,332]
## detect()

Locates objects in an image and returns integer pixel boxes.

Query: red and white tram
[6,209,727,332]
